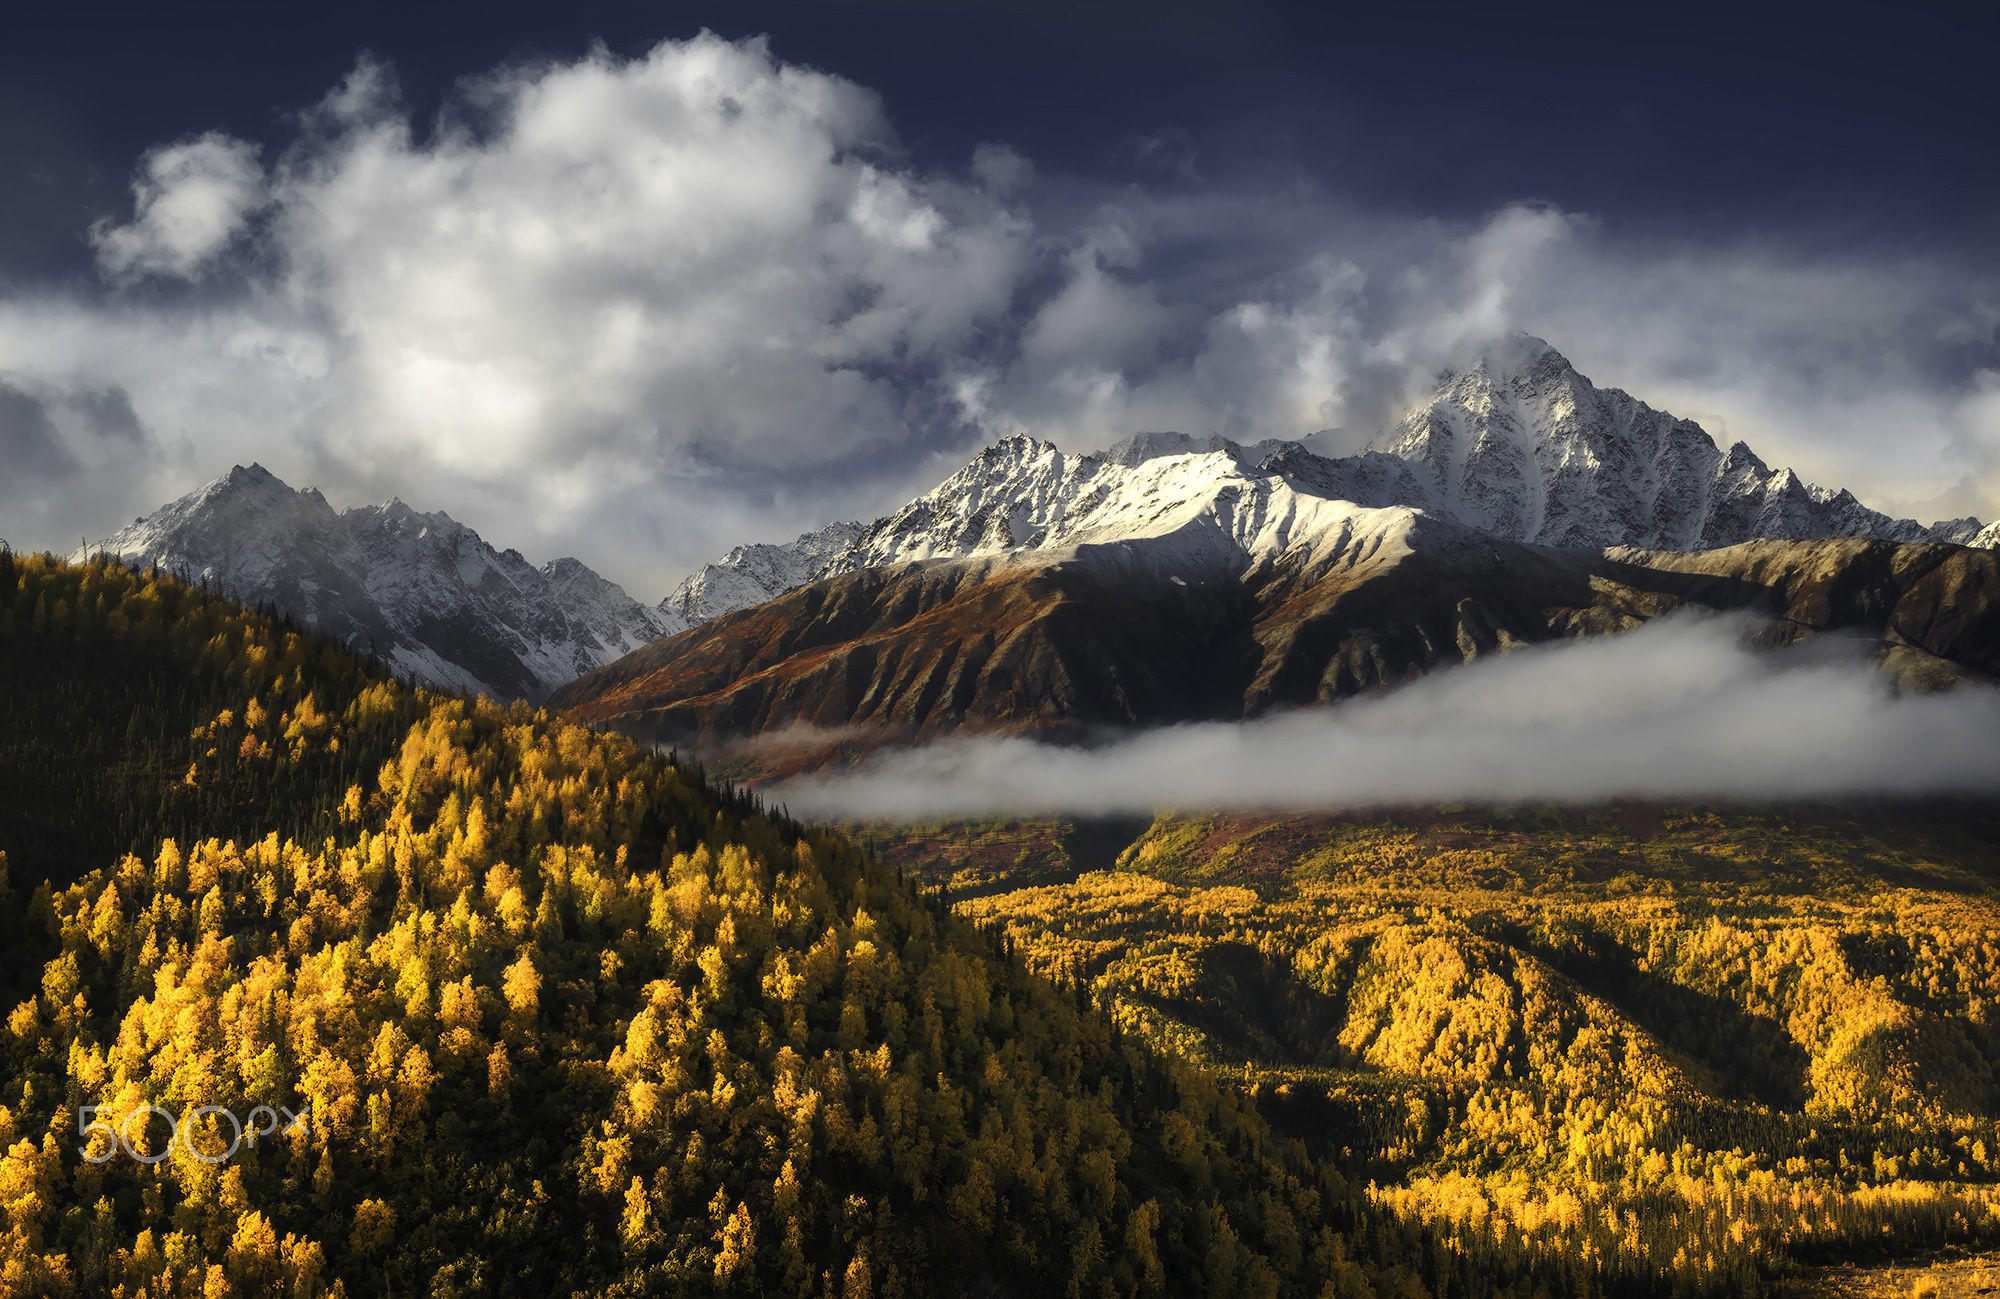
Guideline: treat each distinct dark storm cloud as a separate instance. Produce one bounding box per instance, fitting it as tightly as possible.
[0,377,158,549]
[0,383,78,481]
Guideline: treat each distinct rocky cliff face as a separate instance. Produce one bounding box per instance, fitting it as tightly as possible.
[1934,517,2000,548]
[84,466,674,700]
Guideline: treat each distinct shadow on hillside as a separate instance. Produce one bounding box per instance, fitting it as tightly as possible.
[1059,815,1153,875]
[1503,921,1814,1109]
[1136,940,1356,1069]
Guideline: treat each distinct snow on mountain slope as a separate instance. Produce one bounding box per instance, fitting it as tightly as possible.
[659,337,1990,628]
[643,434,1476,635]
[1372,335,1940,550]
[840,436,1466,584]
[543,555,680,659]
[1936,517,2000,549]
[658,520,864,628]
[82,466,674,700]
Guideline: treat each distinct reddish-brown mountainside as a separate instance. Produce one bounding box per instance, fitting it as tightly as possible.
[548,533,2000,768]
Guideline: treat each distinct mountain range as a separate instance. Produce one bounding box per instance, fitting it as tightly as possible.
[656,337,1997,630]
[85,337,2000,707]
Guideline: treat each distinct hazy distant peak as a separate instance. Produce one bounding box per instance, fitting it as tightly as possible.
[1103,431,1254,467]
[83,471,674,700]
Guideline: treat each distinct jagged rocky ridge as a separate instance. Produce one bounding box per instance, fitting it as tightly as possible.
[659,337,1999,626]
[81,465,674,700]
[656,520,865,634]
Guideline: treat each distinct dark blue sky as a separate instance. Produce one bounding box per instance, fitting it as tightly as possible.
[5,0,1994,287]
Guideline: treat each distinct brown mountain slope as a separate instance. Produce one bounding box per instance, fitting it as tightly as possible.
[548,536,2000,756]
[1244,534,2000,708]
[550,555,1255,745]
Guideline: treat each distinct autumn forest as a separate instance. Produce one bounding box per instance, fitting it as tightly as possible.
[3,552,1999,1297]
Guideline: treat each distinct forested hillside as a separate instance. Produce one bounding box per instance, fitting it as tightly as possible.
[0,553,1531,1298]
[0,558,415,891]
[864,809,2000,1296]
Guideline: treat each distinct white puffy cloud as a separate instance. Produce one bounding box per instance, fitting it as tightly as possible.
[0,374,154,552]
[1019,251,1174,376]
[254,41,1028,484]
[7,35,1032,592]
[1376,203,1587,365]
[91,132,265,281]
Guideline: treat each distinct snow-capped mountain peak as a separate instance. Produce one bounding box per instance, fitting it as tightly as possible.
[658,517,868,628]
[651,434,1462,629]
[83,468,673,700]
[1370,337,1937,550]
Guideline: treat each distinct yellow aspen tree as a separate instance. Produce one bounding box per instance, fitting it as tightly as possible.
[620,1176,653,1253]
[714,1201,756,1285]
[535,890,564,945]
[350,1200,395,1259]
[487,1043,512,1098]
[503,953,541,1023]
[497,886,532,940]
[842,1245,873,1299]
